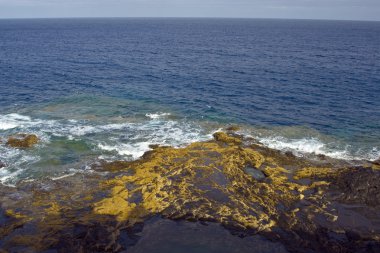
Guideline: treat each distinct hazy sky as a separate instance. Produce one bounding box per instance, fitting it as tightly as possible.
[0,0,379,21]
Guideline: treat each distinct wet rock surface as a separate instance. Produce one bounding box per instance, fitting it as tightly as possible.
[6,134,39,148]
[244,165,266,181]
[0,132,379,253]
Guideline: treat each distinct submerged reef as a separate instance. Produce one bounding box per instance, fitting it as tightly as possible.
[0,131,380,252]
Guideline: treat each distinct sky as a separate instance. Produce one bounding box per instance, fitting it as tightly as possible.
[0,0,379,21]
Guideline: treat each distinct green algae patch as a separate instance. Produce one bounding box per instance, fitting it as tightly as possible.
[6,134,38,148]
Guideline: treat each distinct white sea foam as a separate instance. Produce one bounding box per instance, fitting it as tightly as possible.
[98,142,151,159]
[50,168,82,181]
[0,167,23,186]
[256,135,379,161]
[51,173,77,181]
[0,113,57,143]
[0,113,32,130]
[50,122,134,137]
[365,147,380,161]
[97,120,213,160]
[0,122,19,130]
[145,112,171,120]
[67,125,98,136]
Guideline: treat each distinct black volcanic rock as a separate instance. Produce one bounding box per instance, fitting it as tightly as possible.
[336,167,380,207]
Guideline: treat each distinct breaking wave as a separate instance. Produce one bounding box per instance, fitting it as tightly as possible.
[256,136,380,161]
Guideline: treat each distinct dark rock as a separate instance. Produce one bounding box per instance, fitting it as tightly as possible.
[92,160,131,172]
[52,221,127,252]
[317,154,327,160]
[148,144,160,149]
[285,151,295,158]
[336,167,380,207]
[0,160,5,169]
[244,166,266,181]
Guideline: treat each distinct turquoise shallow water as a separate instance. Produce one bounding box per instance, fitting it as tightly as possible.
[0,18,380,184]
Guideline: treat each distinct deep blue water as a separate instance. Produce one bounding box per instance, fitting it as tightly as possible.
[0,18,380,184]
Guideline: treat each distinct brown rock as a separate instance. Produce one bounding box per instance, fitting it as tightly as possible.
[6,134,39,148]
[148,144,161,149]
[102,160,130,172]
[213,131,242,145]
[226,125,240,132]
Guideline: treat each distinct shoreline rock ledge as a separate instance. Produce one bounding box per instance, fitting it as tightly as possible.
[0,132,379,253]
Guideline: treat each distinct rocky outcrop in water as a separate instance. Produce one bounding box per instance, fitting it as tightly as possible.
[0,132,379,252]
[6,134,38,148]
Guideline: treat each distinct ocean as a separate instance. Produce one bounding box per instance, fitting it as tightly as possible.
[0,18,380,185]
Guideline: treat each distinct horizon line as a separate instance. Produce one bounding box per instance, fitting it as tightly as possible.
[0,16,379,22]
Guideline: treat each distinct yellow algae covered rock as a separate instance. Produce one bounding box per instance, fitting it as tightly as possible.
[1,132,380,253]
[93,185,137,221]
[94,195,136,221]
[91,132,307,232]
[294,166,337,180]
[6,133,38,148]
[213,131,242,145]
[372,159,380,170]
[45,202,63,215]
[4,209,28,220]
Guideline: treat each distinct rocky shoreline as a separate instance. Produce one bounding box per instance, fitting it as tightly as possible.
[0,131,379,253]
